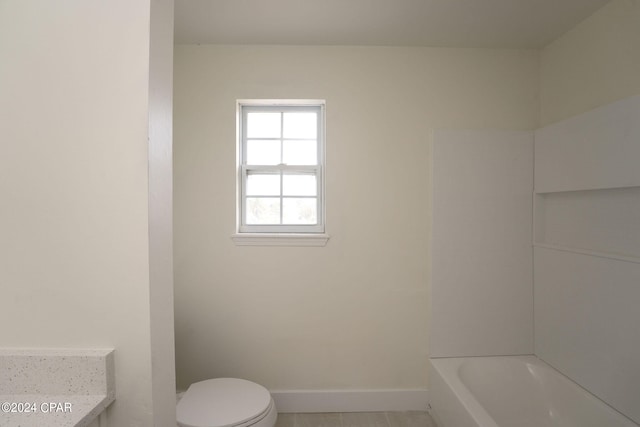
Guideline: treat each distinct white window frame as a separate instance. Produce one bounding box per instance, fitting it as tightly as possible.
[233,100,329,246]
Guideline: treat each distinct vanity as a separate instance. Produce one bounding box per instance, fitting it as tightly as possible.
[0,349,115,427]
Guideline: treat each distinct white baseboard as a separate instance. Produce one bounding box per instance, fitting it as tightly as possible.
[270,389,429,413]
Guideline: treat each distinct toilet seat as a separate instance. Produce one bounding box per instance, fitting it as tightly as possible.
[177,378,277,427]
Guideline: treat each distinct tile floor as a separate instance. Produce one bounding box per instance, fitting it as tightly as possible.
[275,412,437,427]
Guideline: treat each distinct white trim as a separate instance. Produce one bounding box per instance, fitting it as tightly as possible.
[270,389,429,413]
[237,100,326,234]
[231,233,330,247]
[238,99,326,107]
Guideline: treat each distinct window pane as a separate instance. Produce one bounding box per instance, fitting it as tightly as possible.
[283,140,317,165]
[246,198,280,224]
[247,174,280,196]
[283,112,317,139]
[246,139,281,165]
[283,174,317,196]
[283,198,317,224]
[247,112,281,138]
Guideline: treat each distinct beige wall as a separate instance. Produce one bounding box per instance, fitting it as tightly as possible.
[540,0,640,126]
[173,45,538,391]
[0,1,175,426]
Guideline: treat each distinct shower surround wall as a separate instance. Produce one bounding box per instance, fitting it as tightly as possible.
[430,130,534,358]
[533,96,640,423]
[430,2,640,422]
[536,2,640,422]
[430,96,640,424]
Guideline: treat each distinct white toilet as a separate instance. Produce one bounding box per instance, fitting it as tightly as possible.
[176,378,277,427]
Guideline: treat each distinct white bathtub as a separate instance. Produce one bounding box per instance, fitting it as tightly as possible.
[429,356,638,427]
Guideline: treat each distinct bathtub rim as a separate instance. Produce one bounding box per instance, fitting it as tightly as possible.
[429,354,640,427]
[430,356,506,427]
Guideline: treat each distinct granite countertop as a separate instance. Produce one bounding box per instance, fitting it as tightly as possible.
[0,349,115,427]
[0,394,111,427]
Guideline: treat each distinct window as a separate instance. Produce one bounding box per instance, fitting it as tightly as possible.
[235,100,327,245]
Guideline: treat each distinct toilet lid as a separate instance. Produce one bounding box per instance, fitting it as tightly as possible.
[177,378,272,427]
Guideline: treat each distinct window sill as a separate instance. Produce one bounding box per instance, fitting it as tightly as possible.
[231,233,330,247]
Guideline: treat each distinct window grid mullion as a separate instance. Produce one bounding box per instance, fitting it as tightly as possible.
[279,170,284,225]
[245,165,318,173]
[244,137,316,142]
[280,112,284,225]
[280,112,285,164]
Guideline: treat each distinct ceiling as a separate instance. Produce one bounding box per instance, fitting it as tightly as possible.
[174,0,610,48]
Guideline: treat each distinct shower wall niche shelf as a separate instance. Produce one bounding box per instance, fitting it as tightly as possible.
[533,186,640,262]
[533,95,640,262]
